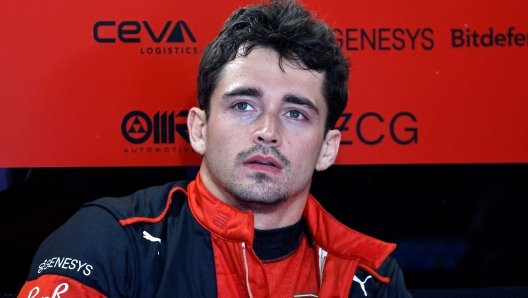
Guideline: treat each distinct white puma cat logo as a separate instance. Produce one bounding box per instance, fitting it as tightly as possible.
[142,231,161,243]
[354,275,372,296]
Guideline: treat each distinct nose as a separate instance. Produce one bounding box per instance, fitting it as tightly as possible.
[253,111,282,146]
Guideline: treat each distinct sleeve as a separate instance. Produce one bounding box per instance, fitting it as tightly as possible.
[350,256,413,298]
[17,205,135,298]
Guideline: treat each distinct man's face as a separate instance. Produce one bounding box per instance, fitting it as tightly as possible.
[190,47,340,212]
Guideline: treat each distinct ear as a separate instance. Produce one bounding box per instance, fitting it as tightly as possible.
[187,107,207,155]
[315,129,341,171]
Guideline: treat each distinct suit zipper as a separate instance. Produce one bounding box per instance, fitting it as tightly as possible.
[318,247,328,287]
[241,242,254,298]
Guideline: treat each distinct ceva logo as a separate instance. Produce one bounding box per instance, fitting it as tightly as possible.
[93,20,196,43]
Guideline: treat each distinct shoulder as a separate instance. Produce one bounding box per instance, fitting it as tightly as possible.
[24,200,133,297]
[22,180,190,297]
[86,180,190,222]
[350,256,413,298]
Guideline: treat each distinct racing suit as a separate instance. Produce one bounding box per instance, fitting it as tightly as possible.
[18,173,412,297]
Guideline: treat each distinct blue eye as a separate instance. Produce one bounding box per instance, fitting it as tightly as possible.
[235,102,249,110]
[290,110,300,118]
[288,110,305,119]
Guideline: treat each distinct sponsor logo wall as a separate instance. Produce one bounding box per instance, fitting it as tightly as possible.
[1,0,527,166]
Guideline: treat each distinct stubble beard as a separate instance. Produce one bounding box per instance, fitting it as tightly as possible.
[224,145,292,214]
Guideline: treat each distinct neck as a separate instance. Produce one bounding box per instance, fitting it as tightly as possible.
[252,193,306,229]
[253,218,305,261]
[198,170,309,230]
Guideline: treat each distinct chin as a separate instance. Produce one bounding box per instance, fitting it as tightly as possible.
[233,195,288,214]
[227,180,289,206]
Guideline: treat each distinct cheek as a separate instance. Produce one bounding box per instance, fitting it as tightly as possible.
[286,129,324,152]
[285,137,323,168]
[206,121,245,157]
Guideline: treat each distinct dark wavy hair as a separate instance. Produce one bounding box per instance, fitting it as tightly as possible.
[197,0,349,132]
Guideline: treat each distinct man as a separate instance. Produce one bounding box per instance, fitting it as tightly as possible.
[18,0,412,297]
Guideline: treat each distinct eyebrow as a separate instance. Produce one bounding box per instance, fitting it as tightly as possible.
[223,87,263,98]
[284,94,319,115]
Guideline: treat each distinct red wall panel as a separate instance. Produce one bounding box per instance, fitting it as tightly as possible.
[1,0,527,166]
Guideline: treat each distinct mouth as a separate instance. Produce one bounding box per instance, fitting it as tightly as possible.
[243,155,283,170]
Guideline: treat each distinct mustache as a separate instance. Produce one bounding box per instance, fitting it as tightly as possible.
[235,145,291,167]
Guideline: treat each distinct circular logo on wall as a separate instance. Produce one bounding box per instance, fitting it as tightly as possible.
[121,111,152,144]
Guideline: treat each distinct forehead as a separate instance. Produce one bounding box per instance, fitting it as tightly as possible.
[214,47,326,109]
